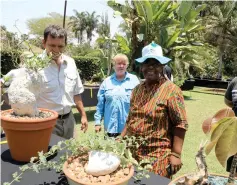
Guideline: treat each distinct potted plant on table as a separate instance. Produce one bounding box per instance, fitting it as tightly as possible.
[169,108,237,185]
[3,133,152,185]
[0,52,58,162]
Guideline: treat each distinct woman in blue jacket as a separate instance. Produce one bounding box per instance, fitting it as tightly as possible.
[94,54,140,137]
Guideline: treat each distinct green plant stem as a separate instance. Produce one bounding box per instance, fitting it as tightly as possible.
[6,172,23,185]
[5,144,69,185]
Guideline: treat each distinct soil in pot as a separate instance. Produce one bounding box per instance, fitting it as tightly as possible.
[1,108,58,162]
[63,155,134,185]
[169,174,237,185]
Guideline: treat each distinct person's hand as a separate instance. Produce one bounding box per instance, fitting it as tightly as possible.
[81,115,88,133]
[169,155,183,175]
[95,125,101,133]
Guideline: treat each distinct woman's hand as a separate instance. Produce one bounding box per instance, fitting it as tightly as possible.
[95,125,101,133]
[169,155,183,175]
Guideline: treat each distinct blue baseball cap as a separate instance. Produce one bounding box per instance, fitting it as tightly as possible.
[135,42,171,64]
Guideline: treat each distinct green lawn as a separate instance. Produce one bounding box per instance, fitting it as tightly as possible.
[73,87,228,177]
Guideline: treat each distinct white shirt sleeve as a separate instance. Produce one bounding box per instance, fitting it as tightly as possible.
[74,70,84,95]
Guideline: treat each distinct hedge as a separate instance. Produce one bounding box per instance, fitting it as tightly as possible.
[1,52,102,83]
[73,56,101,82]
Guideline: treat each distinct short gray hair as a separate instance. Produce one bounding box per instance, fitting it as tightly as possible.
[112,54,129,65]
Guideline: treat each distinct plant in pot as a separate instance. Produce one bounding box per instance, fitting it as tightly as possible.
[0,52,58,162]
[3,133,152,185]
[169,108,237,185]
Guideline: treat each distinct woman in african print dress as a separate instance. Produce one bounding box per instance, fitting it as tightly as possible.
[121,42,188,178]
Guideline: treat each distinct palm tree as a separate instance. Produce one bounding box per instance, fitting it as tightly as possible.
[85,11,100,43]
[108,0,206,83]
[205,1,237,79]
[69,10,86,44]
[97,12,110,38]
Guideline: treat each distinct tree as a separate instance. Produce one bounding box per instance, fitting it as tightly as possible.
[27,12,71,36]
[204,1,237,79]
[107,0,206,85]
[69,10,87,44]
[97,12,110,38]
[0,25,20,50]
[85,11,100,43]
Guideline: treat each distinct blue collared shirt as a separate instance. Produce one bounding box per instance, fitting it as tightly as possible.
[94,72,140,133]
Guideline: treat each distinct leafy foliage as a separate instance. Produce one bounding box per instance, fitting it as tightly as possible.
[202,1,237,78]
[3,133,152,185]
[69,10,100,44]
[205,117,237,168]
[20,52,51,72]
[74,56,102,82]
[204,109,237,184]
[0,26,23,75]
[1,49,22,75]
[108,0,207,85]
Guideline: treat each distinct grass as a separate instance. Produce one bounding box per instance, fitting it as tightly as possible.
[73,87,229,178]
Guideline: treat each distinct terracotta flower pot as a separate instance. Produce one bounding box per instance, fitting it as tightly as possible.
[63,161,134,185]
[1,108,58,162]
[168,173,237,185]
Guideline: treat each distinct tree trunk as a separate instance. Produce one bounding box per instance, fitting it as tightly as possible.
[130,1,141,74]
[227,153,237,185]
[217,47,223,79]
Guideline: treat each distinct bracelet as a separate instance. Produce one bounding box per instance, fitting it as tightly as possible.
[171,152,181,159]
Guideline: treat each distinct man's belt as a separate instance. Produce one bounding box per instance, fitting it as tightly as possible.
[58,111,71,119]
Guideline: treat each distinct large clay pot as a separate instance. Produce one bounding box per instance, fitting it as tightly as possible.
[168,173,237,185]
[1,108,58,162]
[63,161,134,185]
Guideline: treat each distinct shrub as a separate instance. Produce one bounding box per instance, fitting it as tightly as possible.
[73,56,102,82]
[1,49,22,75]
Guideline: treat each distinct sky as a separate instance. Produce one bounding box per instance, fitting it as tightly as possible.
[0,0,124,37]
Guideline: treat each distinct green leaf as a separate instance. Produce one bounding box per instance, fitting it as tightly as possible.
[214,118,237,167]
[187,24,205,33]
[152,1,171,21]
[140,0,153,22]
[12,172,18,178]
[159,28,169,46]
[195,4,207,14]
[32,164,40,173]
[166,30,180,47]
[145,174,150,178]
[19,165,30,172]
[205,117,236,155]
[178,1,193,18]
[3,183,11,185]
[38,151,47,164]
[125,149,138,165]
[133,1,146,18]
